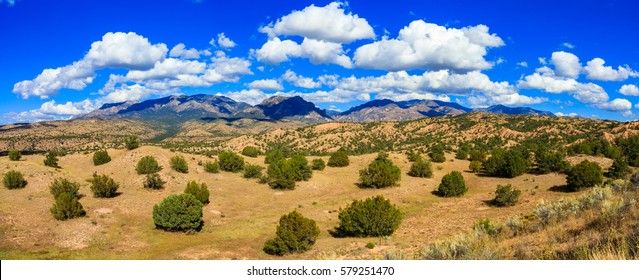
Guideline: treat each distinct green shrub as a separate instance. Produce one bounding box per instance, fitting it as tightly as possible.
[263,210,320,256]
[218,151,244,172]
[8,149,21,161]
[617,135,639,167]
[289,154,312,181]
[311,158,325,170]
[49,178,80,199]
[264,149,285,164]
[484,149,528,178]
[3,170,27,189]
[88,173,119,198]
[567,160,603,191]
[153,194,203,232]
[408,157,433,178]
[469,160,482,173]
[359,152,401,188]
[243,164,264,179]
[92,149,111,166]
[136,155,162,174]
[50,192,85,220]
[267,159,296,190]
[474,218,499,236]
[170,155,189,173]
[607,157,630,179]
[535,150,569,174]
[204,160,219,173]
[429,145,446,163]
[437,171,466,197]
[327,150,349,167]
[43,151,59,168]
[184,181,209,204]
[241,146,260,157]
[455,146,469,160]
[469,150,487,162]
[124,135,140,150]
[492,184,521,207]
[334,195,403,237]
[407,151,421,162]
[144,173,165,190]
[366,242,376,249]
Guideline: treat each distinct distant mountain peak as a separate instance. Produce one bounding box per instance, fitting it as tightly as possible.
[478,105,554,117]
[335,99,471,122]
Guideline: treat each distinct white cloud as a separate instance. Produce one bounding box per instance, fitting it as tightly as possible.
[254,37,352,67]
[517,61,528,68]
[584,58,638,81]
[259,2,375,44]
[84,32,168,70]
[467,93,547,107]
[247,79,283,91]
[550,51,581,78]
[169,43,207,59]
[125,58,206,81]
[12,61,95,99]
[620,84,639,96]
[555,112,579,117]
[209,55,253,80]
[39,99,96,115]
[300,89,372,103]
[254,38,302,64]
[561,42,575,49]
[217,33,237,49]
[375,91,450,103]
[282,70,321,88]
[216,89,268,105]
[595,98,632,112]
[100,84,155,103]
[538,57,547,65]
[518,70,609,104]
[353,20,504,72]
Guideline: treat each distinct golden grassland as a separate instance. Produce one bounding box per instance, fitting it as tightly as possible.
[0,146,611,260]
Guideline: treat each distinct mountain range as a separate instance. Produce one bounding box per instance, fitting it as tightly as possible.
[74,94,555,123]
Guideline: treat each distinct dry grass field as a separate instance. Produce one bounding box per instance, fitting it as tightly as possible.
[0,146,594,260]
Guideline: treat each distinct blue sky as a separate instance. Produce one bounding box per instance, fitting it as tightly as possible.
[1,0,638,124]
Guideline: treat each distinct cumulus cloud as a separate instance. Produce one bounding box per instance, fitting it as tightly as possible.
[3,99,96,123]
[555,112,579,117]
[216,33,237,49]
[561,42,575,49]
[125,58,206,81]
[169,43,208,59]
[216,89,269,105]
[259,2,375,44]
[353,20,504,72]
[254,37,352,67]
[467,93,547,107]
[518,69,609,104]
[550,51,581,78]
[595,98,633,112]
[517,61,528,68]
[299,89,372,103]
[282,70,321,88]
[247,79,283,91]
[619,84,639,96]
[584,58,638,81]
[12,61,95,99]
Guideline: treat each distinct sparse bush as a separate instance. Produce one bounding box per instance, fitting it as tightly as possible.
[184,181,209,204]
[408,157,433,178]
[311,158,325,171]
[3,170,27,189]
[437,171,467,197]
[289,154,312,181]
[92,149,111,166]
[267,159,295,190]
[263,210,320,256]
[218,151,244,172]
[473,218,499,236]
[455,146,469,160]
[49,178,80,199]
[170,155,189,173]
[334,195,402,237]
[153,194,203,232]
[366,242,376,249]
[144,173,165,190]
[241,146,260,158]
[50,192,85,220]
[407,151,421,162]
[44,151,59,168]
[469,160,482,173]
[88,173,119,198]
[429,145,446,163]
[492,184,521,207]
[359,152,401,188]
[607,157,630,179]
[327,150,349,167]
[567,160,603,191]
[243,164,264,179]
[124,135,140,150]
[264,149,285,164]
[8,149,21,161]
[204,160,219,173]
[136,155,162,175]
[535,151,569,174]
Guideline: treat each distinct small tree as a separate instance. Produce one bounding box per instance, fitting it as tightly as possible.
[408,157,433,178]
[153,194,203,232]
[44,151,59,168]
[288,154,312,181]
[311,158,325,171]
[267,159,296,190]
[469,160,483,173]
[218,151,244,172]
[607,157,630,179]
[437,171,466,197]
[89,173,119,198]
[333,195,403,237]
[492,184,521,207]
[263,210,320,256]
[406,151,421,162]
[170,155,189,173]
[265,149,286,164]
[124,135,140,150]
[327,150,349,167]
[429,145,446,163]
[3,170,27,189]
[184,181,209,204]
[204,160,219,173]
[144,173,165,190]
[359,152,401,188]
[243,164,264,179]
[49,178,80,199]
[241,146,260,158]
[92,149,111,166]
[567,160,603,191]
[535,151,569,174]
[136,155,162,174]
[455,145,470,160]
[8,149,21,161]
[501,150,528,178]
[469,150,487,162]
[50,192,86,220]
